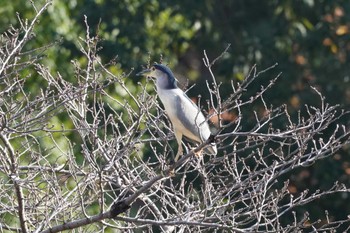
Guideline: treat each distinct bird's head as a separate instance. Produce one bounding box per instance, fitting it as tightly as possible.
[137,64,177,89]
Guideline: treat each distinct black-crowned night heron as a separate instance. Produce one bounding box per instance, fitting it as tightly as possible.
[137,64,217,161]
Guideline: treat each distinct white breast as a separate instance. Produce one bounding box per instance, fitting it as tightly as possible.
[157,88,183,123]
[157,87,209,142]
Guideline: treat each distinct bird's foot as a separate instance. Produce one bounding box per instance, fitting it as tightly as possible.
[194,149,203,158]
[161,166,175,177]
[168,169,175,177]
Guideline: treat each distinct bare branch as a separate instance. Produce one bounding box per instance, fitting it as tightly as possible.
[0,6,349,233]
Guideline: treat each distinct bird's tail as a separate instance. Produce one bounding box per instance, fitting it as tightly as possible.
[204,143,217,155]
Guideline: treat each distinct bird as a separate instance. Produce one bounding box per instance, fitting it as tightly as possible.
[137,64,217,161]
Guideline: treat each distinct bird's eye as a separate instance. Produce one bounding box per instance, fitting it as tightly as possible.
[151,66,155,71]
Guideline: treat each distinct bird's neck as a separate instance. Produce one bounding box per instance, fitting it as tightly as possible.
[156,74,177,90]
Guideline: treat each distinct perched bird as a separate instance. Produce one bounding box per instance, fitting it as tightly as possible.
[137,64,217,161]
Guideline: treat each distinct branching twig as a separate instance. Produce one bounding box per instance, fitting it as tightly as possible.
[0,5,349,233]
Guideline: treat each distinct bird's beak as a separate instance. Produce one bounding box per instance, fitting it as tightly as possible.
[136,68,152,77]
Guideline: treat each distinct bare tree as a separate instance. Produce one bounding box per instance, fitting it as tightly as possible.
[1,2,349,233]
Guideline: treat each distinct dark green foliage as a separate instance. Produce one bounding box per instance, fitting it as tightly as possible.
[1,0,349,231]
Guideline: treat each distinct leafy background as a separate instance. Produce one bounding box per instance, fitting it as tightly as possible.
[1,0,349,226]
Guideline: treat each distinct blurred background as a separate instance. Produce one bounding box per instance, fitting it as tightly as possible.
[1,0,349,226]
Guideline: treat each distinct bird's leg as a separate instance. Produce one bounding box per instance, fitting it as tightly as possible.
[174,131,183,162]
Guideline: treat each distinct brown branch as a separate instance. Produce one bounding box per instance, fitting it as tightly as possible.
[0,134,28,233]
[39,138,216,233]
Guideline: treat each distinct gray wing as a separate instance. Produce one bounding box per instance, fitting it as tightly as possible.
[175,92,211,143]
